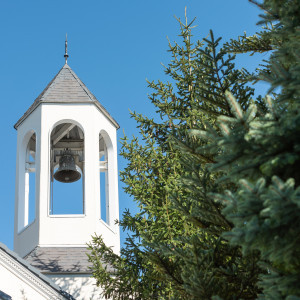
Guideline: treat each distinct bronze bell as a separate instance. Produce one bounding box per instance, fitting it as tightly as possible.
[54,150,81,183]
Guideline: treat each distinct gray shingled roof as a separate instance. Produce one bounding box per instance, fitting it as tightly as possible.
[0,242,74,299]
[24,247,92,273]
[24,246,114,274]
[14,63,119,129]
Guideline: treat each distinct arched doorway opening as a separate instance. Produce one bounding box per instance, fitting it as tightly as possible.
[50,122,84,215]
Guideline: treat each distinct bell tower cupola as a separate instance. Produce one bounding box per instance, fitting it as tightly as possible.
[13,43,120,260]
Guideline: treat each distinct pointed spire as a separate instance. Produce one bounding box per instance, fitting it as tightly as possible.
[64,33,69,64]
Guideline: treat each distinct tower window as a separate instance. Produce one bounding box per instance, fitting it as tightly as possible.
[50,123,84,215]
[27,141,36,225]
[99,133,109,224]
[18,132,36,232]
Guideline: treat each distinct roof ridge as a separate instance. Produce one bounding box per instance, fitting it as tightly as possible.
[66,67,94,102]
[37,65,66,102]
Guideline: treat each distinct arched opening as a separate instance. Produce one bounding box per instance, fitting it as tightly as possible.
[18,131,36,232]
[25,132,36,226]
[50,122,84,215]
[99,132,109,224]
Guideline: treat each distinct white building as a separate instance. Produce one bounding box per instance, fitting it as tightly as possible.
[0,242,72,299]
[1,44,120,299]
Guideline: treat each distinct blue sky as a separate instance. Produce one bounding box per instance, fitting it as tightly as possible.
[0,1,267,250]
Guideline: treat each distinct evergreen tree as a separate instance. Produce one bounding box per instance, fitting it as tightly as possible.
[178,0,300,298]
[88,11,262,299]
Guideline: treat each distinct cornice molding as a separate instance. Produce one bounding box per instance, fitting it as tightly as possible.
[0,250,63,299]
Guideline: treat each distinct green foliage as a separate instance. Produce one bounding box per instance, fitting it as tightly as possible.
[88,11,263,299]
[223,27,274,55]
[89,0,300,298]
[205,92,300,298]
[183,0,300,298]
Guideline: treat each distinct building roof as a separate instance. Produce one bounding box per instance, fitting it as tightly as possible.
[24,246,114,274]
[0,290,12,300]
[14,63,119,129]
[0,242,74,300]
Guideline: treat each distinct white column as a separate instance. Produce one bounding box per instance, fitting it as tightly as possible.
[24,171,29,227]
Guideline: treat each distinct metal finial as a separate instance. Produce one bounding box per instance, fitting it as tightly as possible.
[64,33,69,64]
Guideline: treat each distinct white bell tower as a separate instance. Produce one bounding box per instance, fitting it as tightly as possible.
[13,39,120,275]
